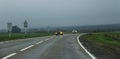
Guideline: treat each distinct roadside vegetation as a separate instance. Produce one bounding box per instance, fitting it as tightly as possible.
[80,32,120,59]
[83,32,120,47]
[0,33,52,42]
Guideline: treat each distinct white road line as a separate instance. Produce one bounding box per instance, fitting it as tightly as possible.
[5,41,9,43]
[44,38,49,41]
[20,45,34,51]
[46,38,50,40]
[0,41,9,44]
[0,42,4,44]
[49,36,54,39]
[36,38,50,45]
[2,53,16,59]
[35,41,44,45]
[77,35,97,59]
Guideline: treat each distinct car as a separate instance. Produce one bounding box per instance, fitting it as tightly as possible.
[72,30,78,34]
[55,31,63,35]
[60,31,63,35]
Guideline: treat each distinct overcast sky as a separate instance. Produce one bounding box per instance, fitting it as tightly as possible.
[0,0,120,29]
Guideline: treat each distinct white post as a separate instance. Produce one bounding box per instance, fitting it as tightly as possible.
[9,31,11,38]
[48,26,50,35]
[24,20,28,37]
[25,28,27,35]
[7,22,12,38]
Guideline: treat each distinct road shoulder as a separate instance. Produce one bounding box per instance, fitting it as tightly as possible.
[79,34,120,59]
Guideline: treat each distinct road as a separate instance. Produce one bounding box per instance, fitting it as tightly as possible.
[0,34,92,59]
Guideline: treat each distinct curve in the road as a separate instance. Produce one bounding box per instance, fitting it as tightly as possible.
[77,34,97,59]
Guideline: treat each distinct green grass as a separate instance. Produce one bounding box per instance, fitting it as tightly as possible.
[0,33,52,42]
[83,32,120,47]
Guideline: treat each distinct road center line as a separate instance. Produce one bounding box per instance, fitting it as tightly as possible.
[20,45,34,51]
[1,38,52,59]
[35,41,44,44]
[0,42,4,44]
[2,53,16,59]
[43,38,49,41]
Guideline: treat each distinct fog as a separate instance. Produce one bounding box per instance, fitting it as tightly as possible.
[0,0,120,29]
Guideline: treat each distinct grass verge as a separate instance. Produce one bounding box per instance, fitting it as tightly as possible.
[82,32,120,47]
[0,33,52,42]
[80,32,120,59]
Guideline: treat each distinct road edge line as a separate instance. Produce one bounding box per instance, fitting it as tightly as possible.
[77,34,97,59]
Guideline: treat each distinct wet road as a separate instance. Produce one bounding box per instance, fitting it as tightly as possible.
[0,34,92,59]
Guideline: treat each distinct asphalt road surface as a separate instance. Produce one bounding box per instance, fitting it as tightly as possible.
[0,34,92,59]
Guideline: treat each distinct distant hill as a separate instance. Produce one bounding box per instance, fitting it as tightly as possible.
[77,24,120,32]
[1,24,120,33]
[53,24,120,33]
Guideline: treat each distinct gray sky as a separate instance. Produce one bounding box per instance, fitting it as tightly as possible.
[0,0,120,29]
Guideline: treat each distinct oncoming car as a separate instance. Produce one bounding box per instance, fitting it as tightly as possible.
[55,31,63,35]
[72,30,78,34]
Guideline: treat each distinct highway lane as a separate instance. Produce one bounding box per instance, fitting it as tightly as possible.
[0,36,53,58]
[0,34,92,59]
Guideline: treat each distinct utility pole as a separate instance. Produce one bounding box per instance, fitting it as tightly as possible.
[24,20,28,37]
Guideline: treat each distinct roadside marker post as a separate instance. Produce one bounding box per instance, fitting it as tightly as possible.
[47,26,50,35]
[24,20,28,38]
[7,22,12,39]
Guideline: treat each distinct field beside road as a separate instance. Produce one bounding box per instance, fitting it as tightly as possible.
[80,32,120,59]
[0,33,51,42]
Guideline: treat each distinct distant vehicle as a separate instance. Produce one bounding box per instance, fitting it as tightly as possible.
[55,31,63,35]
[72,30,78,34]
